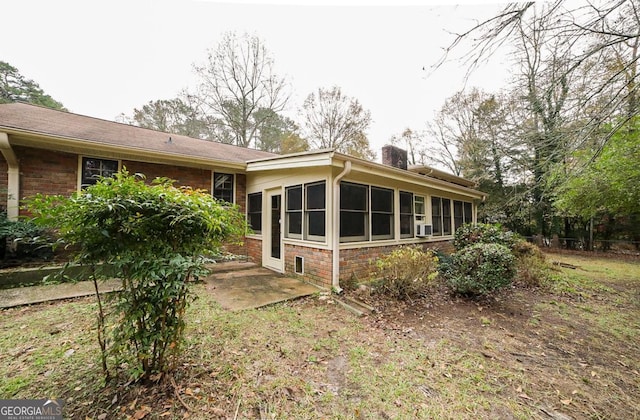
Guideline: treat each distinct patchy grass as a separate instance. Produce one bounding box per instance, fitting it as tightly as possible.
[0,252,639,419]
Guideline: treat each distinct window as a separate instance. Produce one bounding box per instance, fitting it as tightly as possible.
[340,182,396,242]
[213,173,234,203]
[399,191,414,238]
[340,182,368,242]
[454,200,464,231]
[247,193,262,234]
[431,197,442,236]
[414,196,426,223]
[371,187,394,240]
[432,196,453,236]
[285,182,326,242]
[285,185,303,239]
[464,202,473,225]
[442,198,452,235]
[81,157,118,188]
[453,200,474,231]
[305,182,326,241]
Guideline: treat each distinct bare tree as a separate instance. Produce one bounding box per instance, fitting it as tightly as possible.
[389,128,426,166]
[436,0,640,152]
[194,32,290,148]
[301,86,376,160]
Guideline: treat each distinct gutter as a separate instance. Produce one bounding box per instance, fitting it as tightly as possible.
[0,133,19,220]
[332,160,352,293]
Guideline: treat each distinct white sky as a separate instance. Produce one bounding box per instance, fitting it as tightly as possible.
[2,0,512,161]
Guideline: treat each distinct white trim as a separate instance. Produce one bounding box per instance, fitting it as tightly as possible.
[0,133,19,221]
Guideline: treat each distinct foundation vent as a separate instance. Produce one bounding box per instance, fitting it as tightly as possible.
[295,256,304,274]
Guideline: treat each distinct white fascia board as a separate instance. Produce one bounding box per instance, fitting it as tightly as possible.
[344,158,485,200]
[246,151,334,171]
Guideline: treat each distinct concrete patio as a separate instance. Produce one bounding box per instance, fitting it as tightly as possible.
[0,261,321,310]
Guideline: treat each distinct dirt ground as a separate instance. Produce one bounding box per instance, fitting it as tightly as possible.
[1,250,638,419]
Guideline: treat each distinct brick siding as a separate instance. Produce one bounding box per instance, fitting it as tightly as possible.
[339,240,454,283]
[284,243,332,288]
[123,160,212,191]
[17,147,77,205]
[245,237,262,265]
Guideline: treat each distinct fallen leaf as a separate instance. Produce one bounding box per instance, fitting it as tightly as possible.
[97,414,108,420]
[591,371,597,377]
[184,388,194,396]
[133,408,150,419]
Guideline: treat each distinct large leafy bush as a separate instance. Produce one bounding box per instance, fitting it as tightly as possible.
[28,171,246,381]
[374,246,439,300]
[447,242,516,296]
[453,223,520,251]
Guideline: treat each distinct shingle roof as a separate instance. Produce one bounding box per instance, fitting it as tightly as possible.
[0,102,277,164]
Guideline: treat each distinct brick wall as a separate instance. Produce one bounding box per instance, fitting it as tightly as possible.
[235,173,247,214]
[284,243,332,288]
[245,237,262,265]
[339,240,454,283]
[123,160,212,191]
[17,147,77,204]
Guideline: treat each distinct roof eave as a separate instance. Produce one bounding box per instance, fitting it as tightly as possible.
[1,126,247,171]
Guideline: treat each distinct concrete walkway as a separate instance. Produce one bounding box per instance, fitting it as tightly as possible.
[0,261,321,310]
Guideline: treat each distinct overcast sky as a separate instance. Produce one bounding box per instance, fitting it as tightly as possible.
[3,0,512,161]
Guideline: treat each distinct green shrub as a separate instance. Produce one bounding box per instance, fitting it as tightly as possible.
[447,243,516,296]
[0,212,55,263]
[374,246,439,300]
[453,223,520,251]
[27,170,247,381]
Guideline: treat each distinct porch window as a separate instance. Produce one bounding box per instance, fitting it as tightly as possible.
[464,202,473,225]
[431,197,442,236]
[442,198,452,235]
[285,185,303,239]
[305,182,326,241]
[213,173,234,203]
[81,157,118,188]
[285,181,326,242]
[371,187,394,240]
[340,182,368,242]
[432,196,453,236]
[247,193,262,234]
[453,200,474,231]
[414,195,426,224]
[400,191,413,238]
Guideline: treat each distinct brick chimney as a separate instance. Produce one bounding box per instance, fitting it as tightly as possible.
[381,145,408,170]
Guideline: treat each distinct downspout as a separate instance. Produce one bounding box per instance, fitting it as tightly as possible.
[0,133,19,221]
[332,160,351,293]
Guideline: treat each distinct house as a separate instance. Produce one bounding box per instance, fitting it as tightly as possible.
[0,102,486,290]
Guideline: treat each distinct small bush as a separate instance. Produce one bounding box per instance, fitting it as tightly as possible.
[453,223,520,251]
[0,213,55,263]
[447,243,516,296]
[512,240,553,287]
[374,246,439,300]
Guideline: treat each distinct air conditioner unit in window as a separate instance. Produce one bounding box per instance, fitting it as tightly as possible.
[416,224,433,237]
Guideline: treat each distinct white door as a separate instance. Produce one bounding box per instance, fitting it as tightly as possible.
[263,189,283,272]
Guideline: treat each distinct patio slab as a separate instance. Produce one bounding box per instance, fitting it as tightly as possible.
[0,261,321,310]
[204,262,322,311]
